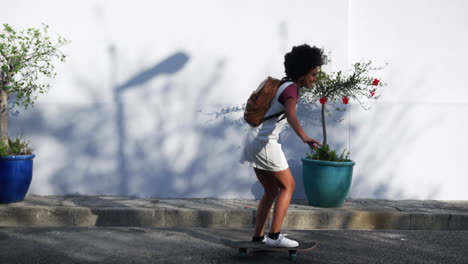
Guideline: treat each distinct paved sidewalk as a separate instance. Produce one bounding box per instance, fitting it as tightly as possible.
[1,195,468,230]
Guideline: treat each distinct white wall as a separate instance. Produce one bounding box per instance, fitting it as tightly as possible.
[1,0,349,198]
[348,0,468,199]
[2,0,466,199]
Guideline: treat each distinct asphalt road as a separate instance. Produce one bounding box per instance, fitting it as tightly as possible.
[0,227,467,264]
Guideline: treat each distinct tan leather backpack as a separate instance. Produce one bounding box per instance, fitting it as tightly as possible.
[243,76,287,127]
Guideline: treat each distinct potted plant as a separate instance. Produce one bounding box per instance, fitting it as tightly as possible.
[300,61,386,207]
[0,24,67,203]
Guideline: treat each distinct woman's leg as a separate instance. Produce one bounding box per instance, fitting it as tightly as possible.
[269,168,295,233]
[253,168,279,237]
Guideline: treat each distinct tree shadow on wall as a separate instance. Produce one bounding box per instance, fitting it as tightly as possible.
[344,70,443,199]
[126,58,245,197]
[10,50,258,198]
[112,51,190,195]
[10,50,190,196]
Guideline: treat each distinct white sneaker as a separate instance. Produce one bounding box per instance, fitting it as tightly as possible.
[265,234,299,248]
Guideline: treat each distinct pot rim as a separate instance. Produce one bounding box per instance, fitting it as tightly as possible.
[0,154,36,160]
[301,157,355,167]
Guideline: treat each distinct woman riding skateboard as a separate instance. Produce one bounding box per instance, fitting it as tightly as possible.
[241,44,325,247]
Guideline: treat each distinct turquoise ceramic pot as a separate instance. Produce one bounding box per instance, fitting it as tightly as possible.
[301,158,355,208]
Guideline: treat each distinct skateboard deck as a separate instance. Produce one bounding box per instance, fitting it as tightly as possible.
[220,239,317,261]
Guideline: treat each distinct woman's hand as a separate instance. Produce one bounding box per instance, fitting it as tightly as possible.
[303,138,321,149]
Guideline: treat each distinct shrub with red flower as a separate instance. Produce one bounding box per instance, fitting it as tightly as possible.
[301,60,387,148]
[342,96,349,104]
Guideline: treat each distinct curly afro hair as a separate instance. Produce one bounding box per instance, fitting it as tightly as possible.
[284,44,326,81]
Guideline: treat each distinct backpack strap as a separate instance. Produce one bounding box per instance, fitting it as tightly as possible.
[262,80,294,123]
[263,111,285,122]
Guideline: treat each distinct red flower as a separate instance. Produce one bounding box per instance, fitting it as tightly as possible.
[342,96,349,104]
[319,97,327,104]
[370,91,376,97]
[372,79,380,86]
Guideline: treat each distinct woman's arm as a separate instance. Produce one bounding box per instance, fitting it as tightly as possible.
[284,98,321,148]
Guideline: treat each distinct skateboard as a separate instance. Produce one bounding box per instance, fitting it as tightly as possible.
[220,239,317,261]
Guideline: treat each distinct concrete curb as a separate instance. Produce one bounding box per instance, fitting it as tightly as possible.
[1,196,468,230]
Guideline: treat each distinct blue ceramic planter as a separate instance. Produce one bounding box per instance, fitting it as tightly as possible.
[0,154,35,204]
[301,158,355,208]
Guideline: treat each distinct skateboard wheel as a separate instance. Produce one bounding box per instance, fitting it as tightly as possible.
[239,248,247,258]
[289,253,297,261]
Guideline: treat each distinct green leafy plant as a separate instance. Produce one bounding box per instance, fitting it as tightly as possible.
[0,23,67,155]
[302,60,387,161]
[306,144,350,162]
[0,137,33,156]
